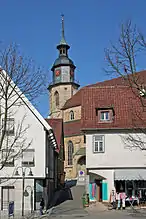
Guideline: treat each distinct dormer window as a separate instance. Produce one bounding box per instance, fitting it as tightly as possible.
[100,111,109,121]
[96,107,114,123]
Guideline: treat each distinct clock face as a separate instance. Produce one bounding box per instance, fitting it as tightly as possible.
[55,69,60,77]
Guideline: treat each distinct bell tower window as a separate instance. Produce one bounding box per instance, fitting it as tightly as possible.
[54,91,59,107]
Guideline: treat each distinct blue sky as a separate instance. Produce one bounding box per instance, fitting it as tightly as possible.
[1,0,146,117]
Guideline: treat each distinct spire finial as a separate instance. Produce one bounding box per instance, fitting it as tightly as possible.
[61,14,65,40]
[60,14,67,45]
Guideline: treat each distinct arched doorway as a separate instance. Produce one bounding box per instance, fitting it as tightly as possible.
[77,156,86,179]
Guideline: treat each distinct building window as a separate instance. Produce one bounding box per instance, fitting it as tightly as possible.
[93,135,104,153]
[100,111,109,121]
[68,141,74,165]
[2,118,15,135]
[22,149,35,167]
[54,91,59,107]
[63,49,66,54]
[2,149,14,167]
[84,135,86,144]
[70,110,74,120]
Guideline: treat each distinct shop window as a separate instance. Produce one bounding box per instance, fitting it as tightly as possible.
[93,135,104,153]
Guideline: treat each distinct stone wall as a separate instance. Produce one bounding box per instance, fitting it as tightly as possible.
[49,84,78,118]
[64,135,85,179]
[63,106,81,122]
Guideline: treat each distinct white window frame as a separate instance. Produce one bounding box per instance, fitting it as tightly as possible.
[2,118,15,135]
[100,111,109,121]
[1,149,14,166]
[22,149,35,167]
[93,135,105,153]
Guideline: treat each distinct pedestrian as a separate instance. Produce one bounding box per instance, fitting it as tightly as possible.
[111,190,116,209]
[121,192,126,209]
[116,192,121,210]
[40,197,45,215]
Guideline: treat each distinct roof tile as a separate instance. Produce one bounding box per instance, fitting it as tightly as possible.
[46,118,64,153]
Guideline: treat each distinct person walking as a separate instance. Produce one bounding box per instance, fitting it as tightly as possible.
[40,198,45,215]
[111,190,116,209]
[116,192,121,210]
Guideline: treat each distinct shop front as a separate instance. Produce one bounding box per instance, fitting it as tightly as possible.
[114,169,146,204]
[88,172,108,203]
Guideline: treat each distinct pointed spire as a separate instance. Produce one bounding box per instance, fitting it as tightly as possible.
[57,14,70,50]
[60,14,67,45]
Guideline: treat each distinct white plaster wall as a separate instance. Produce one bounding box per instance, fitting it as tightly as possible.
[89,169,114,201]
[0,178,34,211]
[0,101,46,178]
[86,133,146,168]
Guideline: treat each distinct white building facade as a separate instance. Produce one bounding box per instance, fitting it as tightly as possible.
[0,70,57,214]
[81,85,146,204]
[86,130,146,202]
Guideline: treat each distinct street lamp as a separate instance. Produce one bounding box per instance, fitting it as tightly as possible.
[24,185,33,213]
[15,167,33,216]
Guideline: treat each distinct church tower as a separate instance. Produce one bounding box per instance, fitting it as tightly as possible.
[48,15,80,118]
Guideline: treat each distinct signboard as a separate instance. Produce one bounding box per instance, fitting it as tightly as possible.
[8,201,14,217]
[78,170,85,177]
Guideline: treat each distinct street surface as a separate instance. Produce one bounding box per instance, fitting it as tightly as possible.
[1,185,146,218]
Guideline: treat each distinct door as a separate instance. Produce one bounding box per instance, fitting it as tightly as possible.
[1,186,14,210]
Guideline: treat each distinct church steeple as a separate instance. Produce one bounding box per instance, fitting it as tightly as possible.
[50,15,79,84]
[57,15,70,57]
[48,15,80,118]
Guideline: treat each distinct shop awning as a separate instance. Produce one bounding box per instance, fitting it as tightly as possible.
[114,169,146,181]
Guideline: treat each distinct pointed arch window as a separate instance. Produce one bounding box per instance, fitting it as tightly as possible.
[70,110,74,120]
[54,91,59,107]
[68,140,74,165]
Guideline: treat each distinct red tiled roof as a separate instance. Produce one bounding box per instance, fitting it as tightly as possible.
[81,86,146,130]
[87,70,146,87]
[62,89,83,110]
[46,118,64,153]
[64,120,82,136]
[62,70,146,110]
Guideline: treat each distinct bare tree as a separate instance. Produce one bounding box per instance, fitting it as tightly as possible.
[0,43,46,170]
[105,20,146,150]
